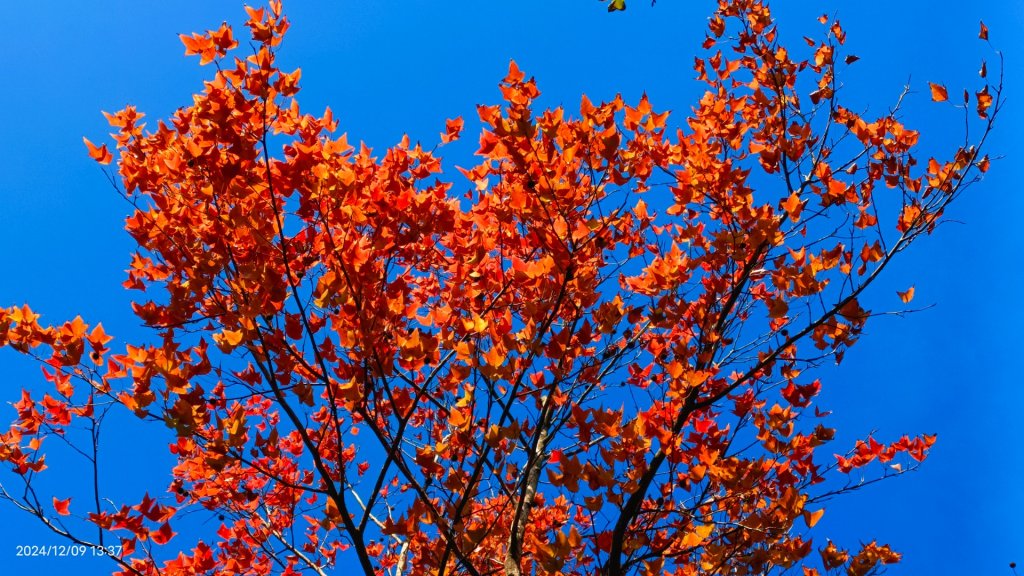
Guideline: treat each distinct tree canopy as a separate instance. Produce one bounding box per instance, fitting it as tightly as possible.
[0,1,1001,575]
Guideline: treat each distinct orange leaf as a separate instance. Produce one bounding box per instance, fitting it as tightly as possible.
[448,407,469,429]
[53,496,71,516]
[666,361,684,380]
[838,298,868,322]
[213,329,244,351]
[897,204,921,233]
[976,87,993,118]
[680,523,714,548]
[179,33,207,56]
[83,137,112,165]
[979,20,988,41]
[441,117,464,144]
[897,286,915,304]
[482,346,504,369]
[87,323,114,348]
[928,83,948,102]
[781,192,804,223]
[803,508,825,528]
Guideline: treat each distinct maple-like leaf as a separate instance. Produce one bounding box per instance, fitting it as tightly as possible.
[53,496,71,516]
[440,117,463,143]
[82,137,112,164]
[149,522,175,545]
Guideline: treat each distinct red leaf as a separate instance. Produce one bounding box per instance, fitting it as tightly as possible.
[150,522,175,545]
[53,496,71,516]
[441,117,464,144]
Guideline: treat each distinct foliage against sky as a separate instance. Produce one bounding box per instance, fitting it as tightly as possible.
[0,1,1020,575]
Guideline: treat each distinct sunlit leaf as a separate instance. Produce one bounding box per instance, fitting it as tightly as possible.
[803,508,825,528]
[82,137,112,164]
[53,497,71,516]
[897,286,915,303]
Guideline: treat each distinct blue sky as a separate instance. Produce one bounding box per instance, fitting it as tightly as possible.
[1,1,1021,574]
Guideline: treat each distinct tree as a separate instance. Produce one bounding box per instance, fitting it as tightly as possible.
[0,1,1001,575]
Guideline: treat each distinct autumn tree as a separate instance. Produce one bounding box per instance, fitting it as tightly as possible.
[0,1,1001,575]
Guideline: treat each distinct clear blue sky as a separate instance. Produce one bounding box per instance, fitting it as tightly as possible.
[1,1,1021,574]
